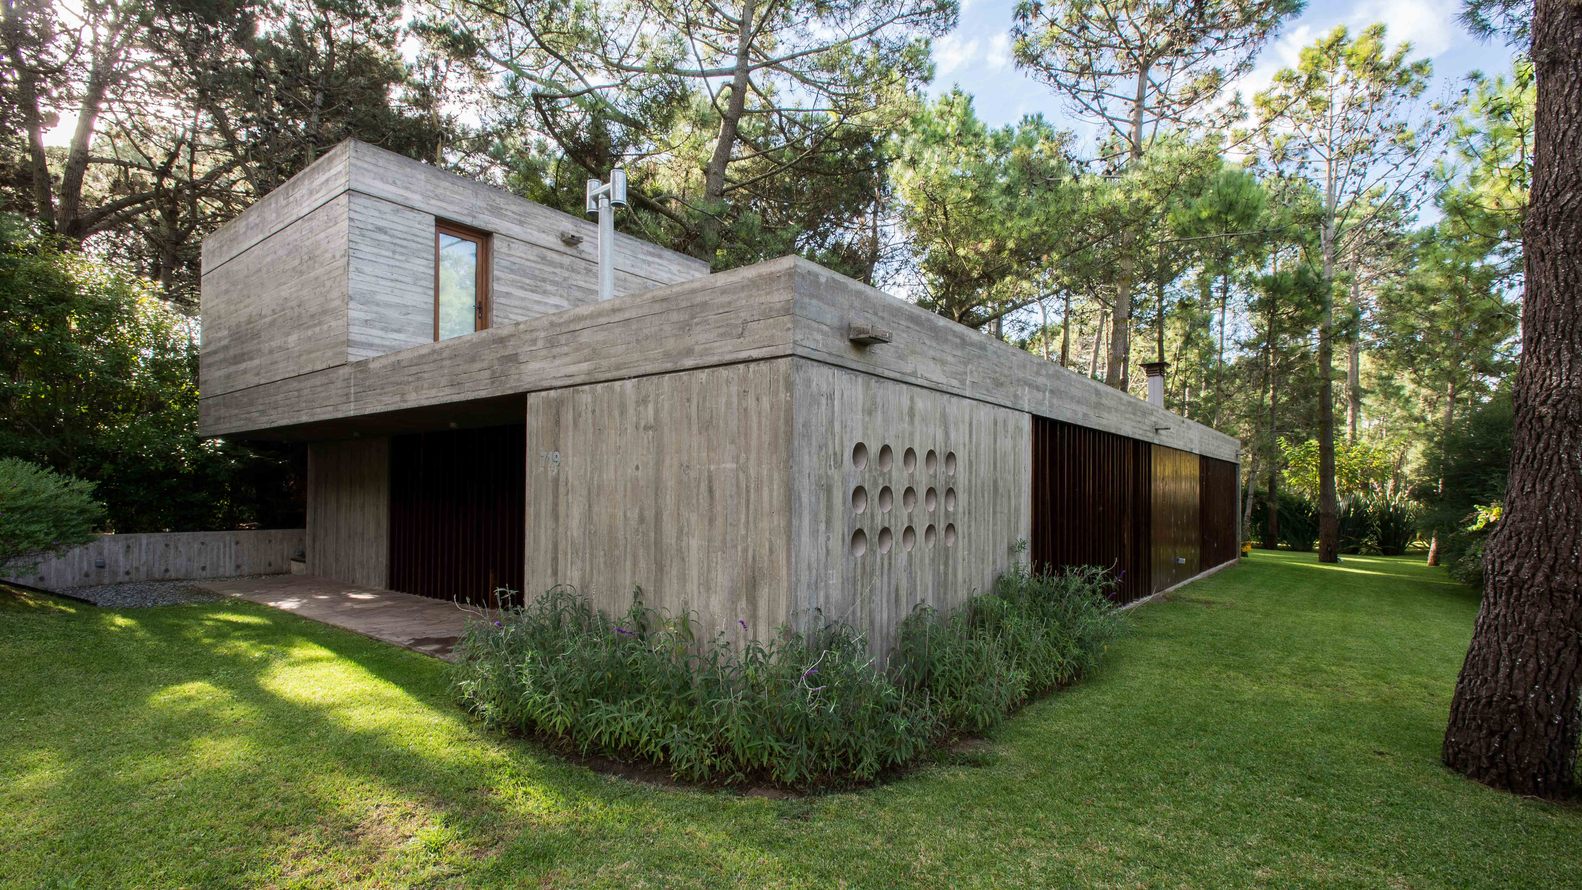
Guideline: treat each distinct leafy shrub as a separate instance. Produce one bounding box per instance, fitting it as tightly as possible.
[1372,496,1420,556]
[453,588,937,787]
[892,605,1025,733]
[1419,391,1512,584]
[0,215,302,532]
[1336,494,1420,555]
[1338,495,1376,554]
[0,458,104,565]
[1248,489,1320,551]
[453,567,1123,788]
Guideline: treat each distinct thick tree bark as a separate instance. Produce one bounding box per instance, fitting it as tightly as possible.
[1443,0,1582,799]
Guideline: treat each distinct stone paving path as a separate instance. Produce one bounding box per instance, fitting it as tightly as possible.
[196,574,482,659]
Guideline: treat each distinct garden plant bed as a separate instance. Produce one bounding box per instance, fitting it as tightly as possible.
[2,553,1579,887]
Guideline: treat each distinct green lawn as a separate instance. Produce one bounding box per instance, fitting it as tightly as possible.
[2,553,1577,888]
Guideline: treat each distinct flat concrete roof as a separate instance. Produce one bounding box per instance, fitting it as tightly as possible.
[200,256,1239,463]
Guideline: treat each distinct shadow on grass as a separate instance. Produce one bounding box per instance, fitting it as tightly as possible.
[0,586,761,886]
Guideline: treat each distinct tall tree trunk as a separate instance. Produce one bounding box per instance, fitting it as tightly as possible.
[1060,290,1072,367]
[1261,261,1281,550]
[59,6,134,241]
[697,0,757,262]
[1108,239,1134,390]
[1090,308,1106,379]
[1443,0,1582,798]
[1154,276,1167,362]
[1426,376,1459,568]
[1347,273,1363,442]
[1211,269,1229,427]
[1,0,55,228]
[1105,64,1150,393]
[1316,169,1340,564]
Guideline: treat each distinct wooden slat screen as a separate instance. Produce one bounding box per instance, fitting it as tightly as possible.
[1150,444,1202,591]
[1030,416,1153,604]
[1199,455,1240,569]
[388,424,525,606]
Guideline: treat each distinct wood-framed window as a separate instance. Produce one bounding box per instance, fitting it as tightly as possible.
[434,221,491,341]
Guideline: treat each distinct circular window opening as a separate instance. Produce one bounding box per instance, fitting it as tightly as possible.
[878,444,894,471]
[902,526,917,551]
[903,486,918,511]
[945,488,957,512]
[944,523,958,547]
[879,485,894,512]
[925,524,938,547]
[926,449,939,473]
[925,487,938,512]
[852,442,868,469]
[903,447,917,473]
[877,527,895,553]
[852,486,868,514]
[850,528,868,557]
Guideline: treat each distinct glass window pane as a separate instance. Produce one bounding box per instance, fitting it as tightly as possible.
[437,232,478,340]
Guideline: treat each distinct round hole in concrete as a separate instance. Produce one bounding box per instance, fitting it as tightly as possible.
[850,528,868,557]
[902,526,917,551]
[944,523,958,547]
[877,527,894,553]
[945,451,958,476]
[904,447,917,472]
[852,486,868,514]
[945,488,957,512]
[925,487,938,512]
[903,486,918,511]
[878,444,894,471]
[925,524,938,546]
[852,442,868,469]
[926,449,939,473]
[879,485,894,512]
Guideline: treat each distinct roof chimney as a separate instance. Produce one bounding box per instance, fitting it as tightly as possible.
[1142,360,1168,408]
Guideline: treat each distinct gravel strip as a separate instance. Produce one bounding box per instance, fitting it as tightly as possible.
[57,579,227,608]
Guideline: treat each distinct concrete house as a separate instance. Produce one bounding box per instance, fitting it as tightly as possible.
[199,139,1241,649]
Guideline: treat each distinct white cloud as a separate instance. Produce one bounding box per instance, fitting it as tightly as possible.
[934,33,981,78]
[1347,0,1457,57]
[985,33,1012,71]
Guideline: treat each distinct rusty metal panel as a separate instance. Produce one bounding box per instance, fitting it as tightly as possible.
[1199,455,1240,569]
[1150,444,1201,590]
[1030,416,1153,604]
[388,424,525,606]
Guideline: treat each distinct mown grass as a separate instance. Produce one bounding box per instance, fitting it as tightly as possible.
[2,552,1577,888]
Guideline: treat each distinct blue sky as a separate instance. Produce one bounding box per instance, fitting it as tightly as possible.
[929,0,1520,134]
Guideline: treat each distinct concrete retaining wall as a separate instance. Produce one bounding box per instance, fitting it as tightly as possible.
[3,529,305,590]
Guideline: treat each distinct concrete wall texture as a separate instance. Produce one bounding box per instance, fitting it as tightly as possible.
[4,530,305,589]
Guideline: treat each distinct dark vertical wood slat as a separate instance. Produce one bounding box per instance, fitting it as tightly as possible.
[388,424,526,605]
[1030,416,1154,605]
[1199,455,1239,569]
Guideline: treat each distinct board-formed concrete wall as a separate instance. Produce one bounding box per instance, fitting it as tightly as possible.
[3,529,304,590]
[307,437,390,589]
[199,139,710,408]
[790,359,1032,648]
[523,360,795,642]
